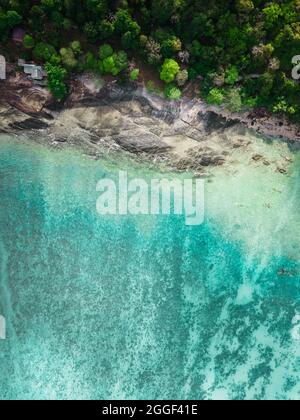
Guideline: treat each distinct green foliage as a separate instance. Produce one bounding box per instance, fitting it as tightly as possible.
[151,0,184,25]
[225,88,243,112]
[60,47,77,69]
[139,35,148,47]
[190,40,202,58]
[63,18,72,30]
[130,69,140,81]
[113,9,141,50]
[122,31,139,50]
[5,10,22,28]
[99,44,113,59]
[263,3,283,28]
[49,54,61,66]
[23,34,35,49]
[84,22,99,42]
[85,0,108,19]
[236,0,254,13]
[176,69,188,87]
[225,66,239,85]
[98,19,114,40]
[188,68,198,80]
[242,95,259,108]
[160,59,180,83]
[146,37,162,65]
[70,41,82,56]
[2,0,300,120]
[45,63,68,101]
[0,9,22,39]
[85,52,98,71]
[114,9,141,37]
[101,51,127,76]
[273,97,296,115]
[33,43,56,62]
[51,11,64,28]
[164,85,182,100]
[115,51,128,72]
[102,56,117,75]
[161,36,182,57]
[41,0,59,11]
[207,88,225,106]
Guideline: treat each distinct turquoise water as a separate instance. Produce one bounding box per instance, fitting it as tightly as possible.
[0,133,300,400]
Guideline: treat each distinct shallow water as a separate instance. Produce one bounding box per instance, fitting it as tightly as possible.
[0,132,299,400]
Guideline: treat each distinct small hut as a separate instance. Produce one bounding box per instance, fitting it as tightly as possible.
[12,28,26,43]
[18,59,46,81]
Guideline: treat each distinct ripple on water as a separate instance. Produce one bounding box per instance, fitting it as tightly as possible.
[0,133,299,400]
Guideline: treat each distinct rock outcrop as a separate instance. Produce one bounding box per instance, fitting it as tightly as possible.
[0,73,299,174]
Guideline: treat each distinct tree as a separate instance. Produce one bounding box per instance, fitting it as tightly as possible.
[0,9,22,39]
[63,18,72,30]
[60,47,78,69]
[139,35,148,48]
[115,51,128,72]
[86,0,108,19]
[113,9,141,50]
[165,84,182,100]
[130,69,140,81]
[102,55,118,75]
[114,9,140,37]
[98,19,114,40]
[84,22,98,42]
[151,0,184,25]
[273,97,296,115]
[28,5,45,31]
[146,38,162,65]
[85,52,98,71]
[263,3,283,29]
[33,43,57,62]
[49,54,61,65]
[70,41,82,56]
[6,0,23,15]
[176,69,188,86]
[51,11,64,28]
[5,10,22,28]
[160,59,180,83]
[41,0,60,12]
[207,88,224,105]
[23,34,35,49]
[236,0,254,14]
[225,66,239,85]
[225,88,242,112]
[1,0,300,121]
[101,49,128,75]
[252,43,274,65]
[122,31,139,50]
[45,63,68,101]
[161,36,182,58]
[99,44,113,59]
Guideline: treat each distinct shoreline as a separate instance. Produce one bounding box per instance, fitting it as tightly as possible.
[1,69,300,143]
[0,72,299,176]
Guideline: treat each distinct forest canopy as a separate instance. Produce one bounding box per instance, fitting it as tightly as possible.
[0,0,300,120]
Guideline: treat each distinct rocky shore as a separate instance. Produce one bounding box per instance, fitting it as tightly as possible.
[0,71,299,174]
